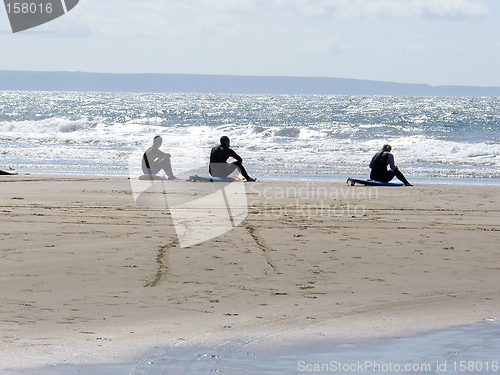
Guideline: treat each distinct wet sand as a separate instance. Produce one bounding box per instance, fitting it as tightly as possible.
[38,321,500,374]
[1,175,499,372]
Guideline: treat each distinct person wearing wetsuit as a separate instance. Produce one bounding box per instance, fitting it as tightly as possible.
[142,135,177,180]
[369,144,412,186]
[209,136,256,182]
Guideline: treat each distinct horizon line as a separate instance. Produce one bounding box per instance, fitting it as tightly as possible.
[1,69,498,89]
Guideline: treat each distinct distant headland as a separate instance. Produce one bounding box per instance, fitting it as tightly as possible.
[0,70,498,97]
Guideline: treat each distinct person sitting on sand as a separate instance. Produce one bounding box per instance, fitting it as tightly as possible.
[209,136,256,182]
[369,144,412,186]
[142,136,177,180]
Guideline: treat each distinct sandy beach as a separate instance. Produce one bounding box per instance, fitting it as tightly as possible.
[1,175,499,372]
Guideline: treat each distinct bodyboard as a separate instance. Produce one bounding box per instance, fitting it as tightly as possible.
[347,178,404,187]
[188,175,238,182]
[0,167,18,176]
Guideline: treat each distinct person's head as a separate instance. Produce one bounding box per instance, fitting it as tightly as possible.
[153,135,163,148]
[382,144,392,152]
[220,136,230,147]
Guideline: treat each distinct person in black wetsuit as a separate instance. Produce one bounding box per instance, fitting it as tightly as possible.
[142,136,177,180]
[209,136,256,182]
[369,144,412,186]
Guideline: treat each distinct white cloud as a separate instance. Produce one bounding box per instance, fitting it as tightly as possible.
[68,0,262,37]
[59,0,490,38]
[415,0,489,19]
[295,0,489,20]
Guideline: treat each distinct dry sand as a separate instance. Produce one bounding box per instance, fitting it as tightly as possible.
[1,175,499,371]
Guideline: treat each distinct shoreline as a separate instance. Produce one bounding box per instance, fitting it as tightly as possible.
[5,169,500,186]
[26,320,500,374]
[1,175,499,372]
[33,321,500,374]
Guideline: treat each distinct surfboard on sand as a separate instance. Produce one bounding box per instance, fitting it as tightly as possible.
[347,178,404,187]
[0,167,18,176]
[188,175,240,182]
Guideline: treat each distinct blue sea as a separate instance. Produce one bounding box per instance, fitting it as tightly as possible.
[1,92,499,182]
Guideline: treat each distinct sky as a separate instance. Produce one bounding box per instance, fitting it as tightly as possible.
[0,0,499,87]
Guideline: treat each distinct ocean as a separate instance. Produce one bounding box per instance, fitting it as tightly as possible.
[1,92,499,182]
